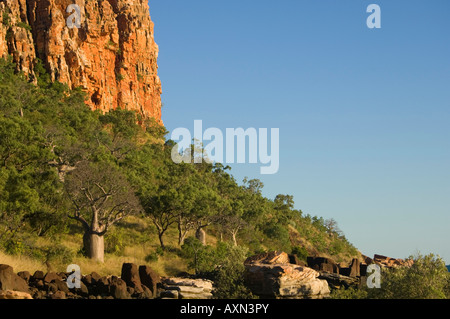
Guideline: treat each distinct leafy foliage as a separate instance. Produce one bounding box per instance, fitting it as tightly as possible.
[0,56,359,269]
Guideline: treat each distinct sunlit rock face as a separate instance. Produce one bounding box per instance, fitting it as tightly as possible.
[0,0,162,122]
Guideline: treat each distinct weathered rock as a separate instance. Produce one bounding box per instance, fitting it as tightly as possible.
[109,276,130,299]
[94,276,111,295]
[339,267,351,276]
[139,265,160,295]
[136,285,153,299]
[34,279,45,290]
[288,254,307,267]
[245,251,290,265]
[360,263,368,276]
[0,264,30,293]
[32,270,45,281]
[159,289,178,299]
[82,274,93,286]
[32,289,45,299]
[17,271,31,283]
[45,282,58,294]
[73,281,89,297]
[159,277,214,300]
[121,263,143,294]
[57,272,67,281]
[373,254,414,268]
[0,290,33,299]
[318,272,360,290]
[349,258,360,277]
[90,272,102,283]
[43,272,59,283]
[307,257,339,274]
[163,278,213,292]
[245,262,330,299]
[55,279,70,294]
[49,291,66,299]
[0,0,163,123]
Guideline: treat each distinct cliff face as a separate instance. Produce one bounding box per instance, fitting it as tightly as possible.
[0,0,162,122]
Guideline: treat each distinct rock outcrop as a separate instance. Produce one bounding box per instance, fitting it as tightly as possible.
[0,264,30,293]
[0,263,161,299]
[159,277,214,300]
[244,251,330,299]
[0,0,162,122]
[373,254,414,268]
[0,290,33,299]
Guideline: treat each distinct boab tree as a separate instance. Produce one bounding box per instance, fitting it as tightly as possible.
[65,161,141,262]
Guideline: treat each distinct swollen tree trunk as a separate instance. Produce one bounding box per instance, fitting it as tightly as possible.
[82,212,106,263]
[195,227,206,246]
[83,231,105,263]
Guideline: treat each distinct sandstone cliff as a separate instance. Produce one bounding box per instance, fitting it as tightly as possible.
[0,0,162,122]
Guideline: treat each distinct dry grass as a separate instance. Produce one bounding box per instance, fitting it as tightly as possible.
[0,250,45,274]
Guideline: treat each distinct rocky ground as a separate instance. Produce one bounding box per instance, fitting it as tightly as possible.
[0,252,412,299]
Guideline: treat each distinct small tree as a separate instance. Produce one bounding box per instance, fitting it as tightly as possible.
[65,161,141,262]
[367,253,450,299]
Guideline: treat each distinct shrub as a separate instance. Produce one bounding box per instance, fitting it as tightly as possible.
[291,245,309,262]
[3,239,24,255]
[331,287,368,299]
[145,252,159,262]
[45,245,75,265]
[16,22,32,32]
[104,231,125,255]
[366,253,450,299]
[181,239,257,298]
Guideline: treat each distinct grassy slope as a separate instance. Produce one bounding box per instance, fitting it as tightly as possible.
[0,213,362,277]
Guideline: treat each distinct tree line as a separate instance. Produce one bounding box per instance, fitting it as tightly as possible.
[0,57,357,264]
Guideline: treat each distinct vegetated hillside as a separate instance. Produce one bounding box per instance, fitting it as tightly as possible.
[0,57,360,277]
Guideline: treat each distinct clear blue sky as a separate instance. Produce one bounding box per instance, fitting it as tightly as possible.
[148,0,450,263]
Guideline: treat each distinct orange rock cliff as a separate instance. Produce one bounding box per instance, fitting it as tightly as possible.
[0,0,162,122]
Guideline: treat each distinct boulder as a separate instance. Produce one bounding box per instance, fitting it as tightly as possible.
[245,251,290,265]
[288,254,307,267]
[0,264,30,293]
[49,291,66,299]
[139,265,160,295]
[55,279,70,294]
[318,272,360,290]
[92,276,110,296]
[17,271,31,283]
[136,285,153,299]
[32,270,45,281]
[121,263,144,294]
[339,267,351,277]
[307,257,339,274]
[73,281,89,297]
[349,258,361,277]
[360,263,368,276]
[245,262,330,299]
[90,272,102,283]
[0,290,33,299]
[43,272,59,283]
[109,276,131,299]
[45,282,58,293]
[160,277,214,299]
[160,289,178,299]
[373,254,414,268]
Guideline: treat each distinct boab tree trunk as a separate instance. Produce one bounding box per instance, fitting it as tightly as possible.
[65,161,142,263]
[195,227,207,246]
[83,227,106,263]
